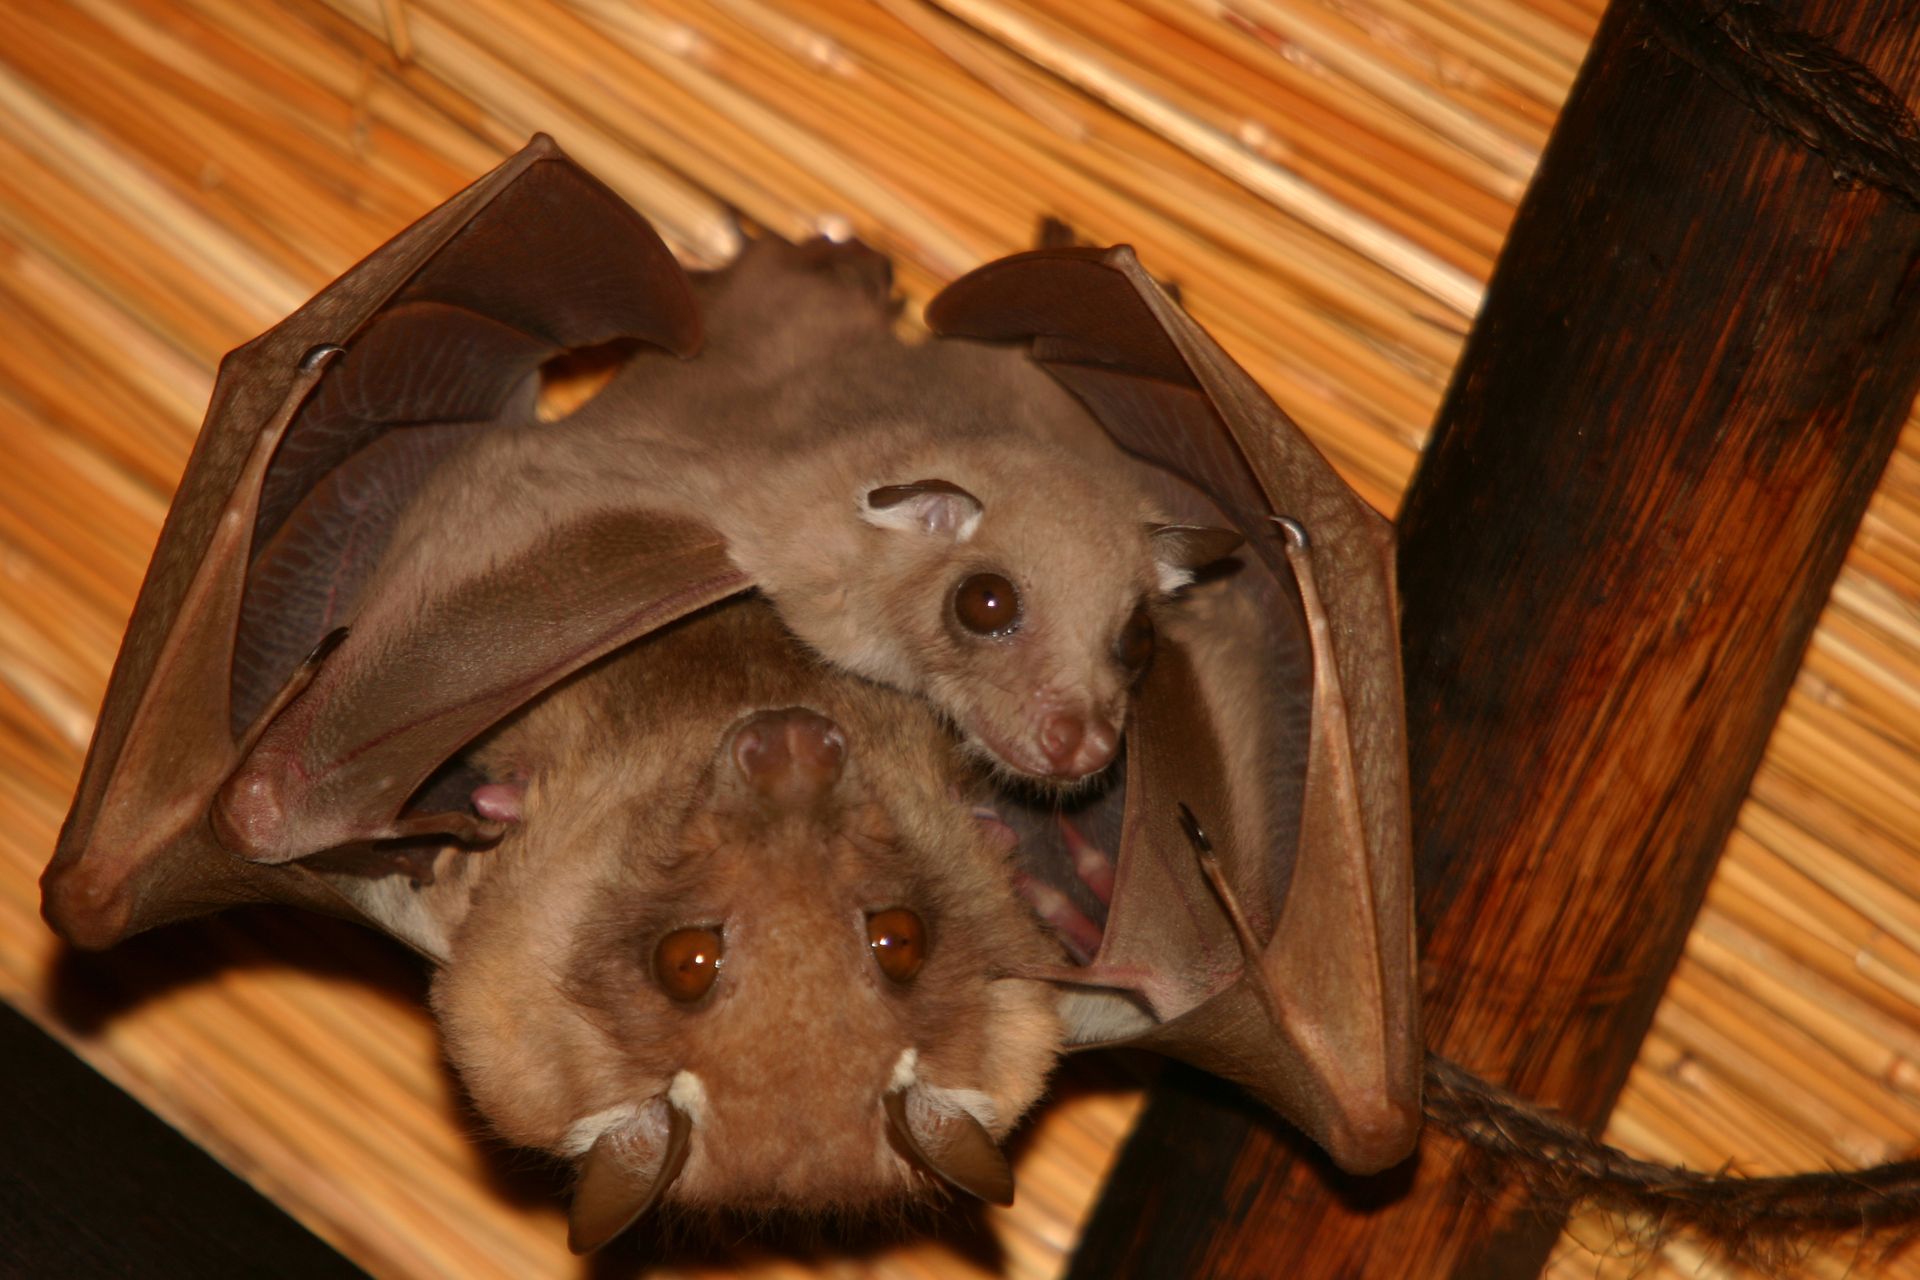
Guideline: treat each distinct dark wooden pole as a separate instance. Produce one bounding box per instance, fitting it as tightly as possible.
[1070,1,1920,1274]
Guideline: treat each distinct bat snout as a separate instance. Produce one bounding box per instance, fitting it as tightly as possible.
[1037,711,1118,780]
[729,708,847,804]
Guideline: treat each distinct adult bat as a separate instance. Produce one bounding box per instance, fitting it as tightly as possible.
[443,594,1063,1251]
[43,134,1420,1236]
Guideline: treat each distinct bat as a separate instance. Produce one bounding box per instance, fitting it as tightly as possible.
[928,241,1421,1172]
[441,595,1063,1251]
[351,230,1244,784]
[43,134,1421,1245]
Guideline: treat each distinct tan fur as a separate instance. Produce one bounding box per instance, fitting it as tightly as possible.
[431,600,1062,1213]
[359,235,1204,782]
[719,432,1176,779]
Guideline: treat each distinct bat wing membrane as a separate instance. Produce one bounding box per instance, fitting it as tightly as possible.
[929,247,1421,1172]
[47,147,1419,1171]
[46,136,742,952]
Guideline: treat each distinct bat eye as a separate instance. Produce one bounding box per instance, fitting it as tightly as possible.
[1115,605,1155,674]
[954,573,1020,636]
[867,908,927,983]
[654,926,723,1002]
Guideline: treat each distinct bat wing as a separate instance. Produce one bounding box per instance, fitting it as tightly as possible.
[928,247,1420,1172]
[45,136,746,957]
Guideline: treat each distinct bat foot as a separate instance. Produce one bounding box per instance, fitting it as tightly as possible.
[1013,871,1102,964]
[721,232,895,310]
[968,804,1021,853]
[1057,816,1115,906]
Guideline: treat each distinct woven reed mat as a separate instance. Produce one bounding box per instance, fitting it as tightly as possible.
[0,1,1914,1276]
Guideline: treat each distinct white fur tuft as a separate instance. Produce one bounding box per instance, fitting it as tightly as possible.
[888,1047,920,1092]
[668,1069,710,1124]
[1155,561,1195,595]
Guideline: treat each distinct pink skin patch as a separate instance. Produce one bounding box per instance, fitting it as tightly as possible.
[971,806,1021,853]
[471,781,525,823]
[1058,816,1115,906]
[1013,872,1103,964]
[973,801,1116,963]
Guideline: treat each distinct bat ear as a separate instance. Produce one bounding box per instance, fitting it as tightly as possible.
[881,1085,1014,1205]
[1147,523,1244,590]
[861,479,983,542]
[567,1097,695,1254]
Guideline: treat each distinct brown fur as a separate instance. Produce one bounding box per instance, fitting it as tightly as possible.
[431,599,1062,1212]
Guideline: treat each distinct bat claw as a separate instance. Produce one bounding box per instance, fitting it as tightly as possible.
[970,805,1020,853]
[304,625,350,666]
[1179,802,1288,1026]
[1268,514,1311,549]
[230,625,352,770]
[299,342,345,373]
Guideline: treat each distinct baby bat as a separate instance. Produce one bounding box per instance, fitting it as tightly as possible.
[662,239,1242,783]
[45,135,1422,1245]
[335,234,1241,785]
[438,597,1062,1250]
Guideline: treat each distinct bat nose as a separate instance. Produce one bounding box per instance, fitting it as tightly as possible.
[730,708,847,802]
[1040,713,1118,779]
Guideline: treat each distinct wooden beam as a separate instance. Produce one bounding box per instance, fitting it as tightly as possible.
[1069,0,1920,1273]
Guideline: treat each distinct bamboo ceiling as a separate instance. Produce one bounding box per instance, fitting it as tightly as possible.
[0,0,1916,1277]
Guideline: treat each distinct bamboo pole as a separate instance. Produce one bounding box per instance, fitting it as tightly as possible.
[1070,0,1920,1272]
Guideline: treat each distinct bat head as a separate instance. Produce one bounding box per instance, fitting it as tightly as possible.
[828,439,1240,784]
[432,696,1060,1251]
